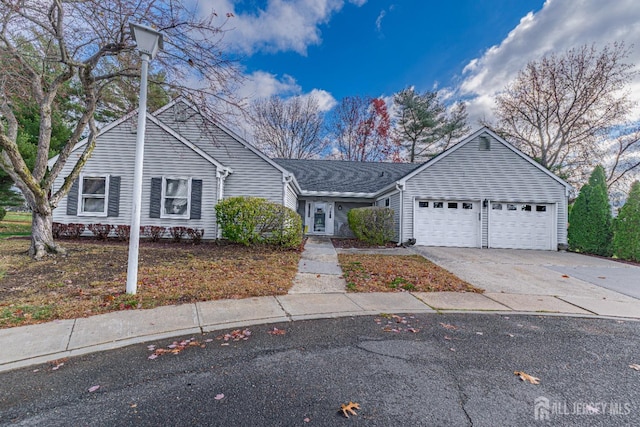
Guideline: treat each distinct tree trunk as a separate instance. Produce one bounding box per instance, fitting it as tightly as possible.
[29,205,65,260]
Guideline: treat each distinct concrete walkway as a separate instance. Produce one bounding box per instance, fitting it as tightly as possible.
[288,236,347,293]
[2,243,640,374]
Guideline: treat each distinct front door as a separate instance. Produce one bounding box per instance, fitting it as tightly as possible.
[310,201,334,235]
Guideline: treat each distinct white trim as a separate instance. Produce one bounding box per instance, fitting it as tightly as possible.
[77,174,109,217]
[160,176,191,220]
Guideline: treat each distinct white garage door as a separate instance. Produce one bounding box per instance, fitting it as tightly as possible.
[415,200,479,247]
[489,202,554,250]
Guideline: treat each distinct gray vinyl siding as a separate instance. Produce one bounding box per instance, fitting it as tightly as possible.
[284,184,297,211]
[402,134,567,247]
[376,191,401,242]
[52,118,218,238]
[156,103,285,204]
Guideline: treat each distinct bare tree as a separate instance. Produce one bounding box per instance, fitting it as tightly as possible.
[491,43,636,186]
[0,0,240,259]
[393,87,469,163]
[328,96,399,162]
[606,125,640,190]
[250,95,326,159]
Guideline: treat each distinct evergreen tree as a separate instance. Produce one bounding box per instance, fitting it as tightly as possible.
[612,181,640,262]
[568,166,613,255]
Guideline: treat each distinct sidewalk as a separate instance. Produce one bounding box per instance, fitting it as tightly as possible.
[2,240,640,373]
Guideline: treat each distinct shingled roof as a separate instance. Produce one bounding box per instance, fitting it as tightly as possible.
[273,159,422,194]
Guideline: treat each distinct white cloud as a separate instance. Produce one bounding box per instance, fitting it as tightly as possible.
[302,89,337,112]
[457,0,640,126]
[236,71,301,100]
[375,10,386,34]
[203,0,367,55]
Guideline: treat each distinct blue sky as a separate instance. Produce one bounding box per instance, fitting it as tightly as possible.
[202,0,640,125]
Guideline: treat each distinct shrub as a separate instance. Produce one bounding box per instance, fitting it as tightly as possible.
[0,207,6,221]
[347,206,395,246]
[52,222,66,238]
[142,225,166,242]
[568,166,612,256]
[186,228,205,244]
[215,197,302,248]
[114,225,131,241]
[64,223,85,239]
[169,226,188,242]
[88,223,113,240]
[613,181,640,262]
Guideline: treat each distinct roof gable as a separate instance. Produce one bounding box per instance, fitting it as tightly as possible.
[48,110,229,172]
[398,127,572,191]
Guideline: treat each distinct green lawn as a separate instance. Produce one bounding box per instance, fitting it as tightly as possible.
[0,212,31,238]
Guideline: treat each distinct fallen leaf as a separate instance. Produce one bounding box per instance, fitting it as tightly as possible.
[514,371,540,384]
[340,401,360,418]
[450,348,456,352]
[303,417,310,423]
[130,403,137,408]
[214,393,225,400]
[88,385,100,393]
[629,364,640,371]
[561,274,570,278]
[148,354,158,360]
[507,333,515,338]
[439,322,459,330]
[476,332,484,335]
[597,276,606,279]
[267,327,286,335]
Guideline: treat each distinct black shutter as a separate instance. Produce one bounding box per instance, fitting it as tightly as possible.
[107,176,121,217]
[190,179,202,220]
[149,177,162,218]
[66,179,79,215]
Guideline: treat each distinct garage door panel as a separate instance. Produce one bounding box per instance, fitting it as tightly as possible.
[489,203,553,250]
[415,200,479,247]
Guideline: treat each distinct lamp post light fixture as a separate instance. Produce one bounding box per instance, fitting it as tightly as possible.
[126,23,163,295]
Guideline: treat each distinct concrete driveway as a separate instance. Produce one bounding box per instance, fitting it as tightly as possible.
[412,247,640,316]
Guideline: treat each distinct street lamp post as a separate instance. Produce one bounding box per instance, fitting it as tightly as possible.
[126,23,163,295]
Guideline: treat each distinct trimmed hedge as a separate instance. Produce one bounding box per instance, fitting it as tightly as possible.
[568,165,613,256]
[613,181,640,262]
[215,197,302,248]
[347,206,394,246]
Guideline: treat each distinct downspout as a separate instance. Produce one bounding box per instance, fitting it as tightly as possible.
[395,182,405,246]
[282,173,293,207]
[216,168,230,238]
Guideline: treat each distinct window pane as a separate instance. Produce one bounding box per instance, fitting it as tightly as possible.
[164,198,188,215]
[434,202,443,208]
[507,204,517,211]
[492,203,502,210]
[448,202,458,209]
[419,201,429,208]
[522,204,532,211]
[462,203,473,210]
[83,198,105,212]
[536,205,547,212]
[83,177,105,195]
[165,179,188,197]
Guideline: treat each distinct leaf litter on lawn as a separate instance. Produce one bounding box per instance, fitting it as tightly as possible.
[338,254,482,293]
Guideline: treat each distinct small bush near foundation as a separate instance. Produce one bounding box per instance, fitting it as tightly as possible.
[186,228,205,244]
[142,226,166,242]
[347,206,394,246]
[88,224,113,240]
[215,197,302,248]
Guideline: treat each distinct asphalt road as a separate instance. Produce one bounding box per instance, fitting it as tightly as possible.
[1,314,639,426]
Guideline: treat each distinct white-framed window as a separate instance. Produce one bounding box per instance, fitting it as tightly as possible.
[78,175,109,216]
[161,177,191,219]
